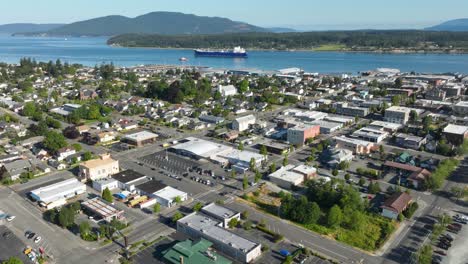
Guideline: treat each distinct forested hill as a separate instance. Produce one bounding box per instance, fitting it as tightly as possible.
[0,23,64,33]
[18,12,267,36]
[107,31,468,52]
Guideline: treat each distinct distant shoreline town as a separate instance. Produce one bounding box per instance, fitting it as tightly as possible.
[0,58,467,264]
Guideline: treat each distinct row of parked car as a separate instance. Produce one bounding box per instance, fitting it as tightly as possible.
[433,214,467,264]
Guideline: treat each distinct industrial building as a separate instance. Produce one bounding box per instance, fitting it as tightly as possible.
[30,178,86,209]
[177,213,262,263]
[232,115,256,132]
[81,197,124,222]
[122,130,158,147]
[268,164,317,189]
[201,203,241,228]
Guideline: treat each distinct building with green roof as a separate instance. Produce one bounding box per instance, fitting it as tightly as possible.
[162,238,232,264]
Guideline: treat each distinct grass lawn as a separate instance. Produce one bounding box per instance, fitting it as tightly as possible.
[312,44,347,51]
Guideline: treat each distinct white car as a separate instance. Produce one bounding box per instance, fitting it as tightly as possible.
[34,236,42,243]
[6,215,15,222]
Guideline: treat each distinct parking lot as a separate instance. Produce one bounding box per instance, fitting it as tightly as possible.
[0,225,31,263]
[137,150,233,189]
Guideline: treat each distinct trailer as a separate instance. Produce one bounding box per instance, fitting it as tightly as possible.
[128,195,148,208]
[139,198,157,209]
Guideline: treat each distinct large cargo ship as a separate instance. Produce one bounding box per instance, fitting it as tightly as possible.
[194,46,248,58]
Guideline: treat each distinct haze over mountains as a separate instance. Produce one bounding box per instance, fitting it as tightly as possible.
[2,12,467,36]
[426,19,468,31]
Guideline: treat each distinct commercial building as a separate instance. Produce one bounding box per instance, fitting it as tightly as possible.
[92,178,119,193]
[287,124,320,146]
[310,120,343,134]
[368,121,403,133]
[324,115,355,125]
[443,124,468,145]
[351,127,389,143]
[334,136,375,155]
[153,186,188,207]
[199,115,225,125]
[219,150,266,172]
[384,106,411,124]
[162,238,232,264]
[81,197,124,222]
[171,137,266,170]
[452,101,468,116]
[232,115,256,132]
[269,164,316,189]
[381,192,412,220]
[395,133,427,150]
[201,203,241,228]
[177,213,262,263]
[78,154,119,181]
[122,130,158,147]
[323,147,354,168]
[113,169,147,192]
[335,102,369,117]
[170,137,234,161]
[135,180,167,196]
[30,178,86,209]
[218,85,238,97]
[50,103,82,116]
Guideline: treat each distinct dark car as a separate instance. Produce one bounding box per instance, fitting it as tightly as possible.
[2,231,12,238]
[434,250,447,256]
[27,232,36,239]
[442,234,454,241]
[437,243,448,250]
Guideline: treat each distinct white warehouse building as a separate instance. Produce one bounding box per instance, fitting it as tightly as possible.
[30,178,86,209]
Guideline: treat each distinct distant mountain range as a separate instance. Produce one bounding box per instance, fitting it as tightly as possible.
[4,15,468,37]
[13,12,267,36]
[0,23,64,33]
[426,19,468,31]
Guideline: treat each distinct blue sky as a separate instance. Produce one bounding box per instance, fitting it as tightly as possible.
[2,0,468,29]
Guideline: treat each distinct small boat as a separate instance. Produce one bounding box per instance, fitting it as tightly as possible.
[179,57,188,62]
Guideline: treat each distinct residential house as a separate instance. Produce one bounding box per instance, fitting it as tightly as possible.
[56,147,76,161]
[381,192,412,219]
[0,159,32,181]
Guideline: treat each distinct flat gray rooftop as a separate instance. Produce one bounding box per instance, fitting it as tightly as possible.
[202,203,239,219]
[179,213,258,253]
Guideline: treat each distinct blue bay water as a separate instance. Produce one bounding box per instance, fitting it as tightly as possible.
[1,34,468,74]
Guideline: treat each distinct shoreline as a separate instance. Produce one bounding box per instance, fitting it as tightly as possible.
[109,44,468,55]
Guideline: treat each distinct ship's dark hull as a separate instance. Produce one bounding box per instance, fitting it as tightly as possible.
[194,50,248,58]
